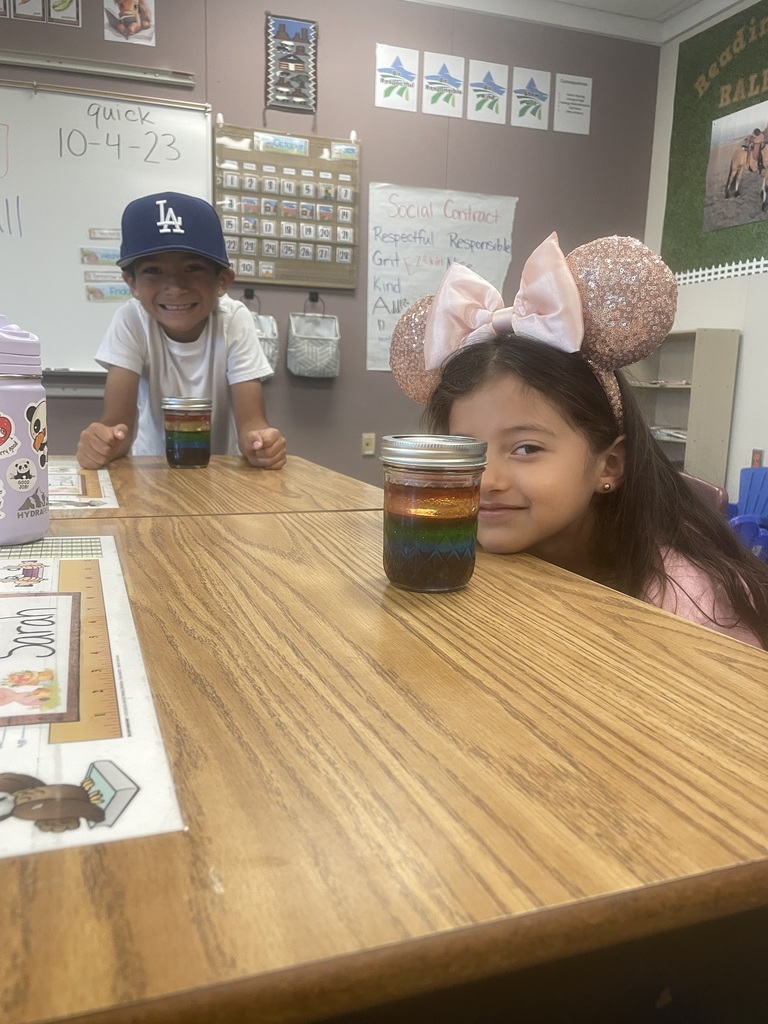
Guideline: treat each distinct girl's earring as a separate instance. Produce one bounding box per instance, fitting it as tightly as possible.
[603,483,611,492]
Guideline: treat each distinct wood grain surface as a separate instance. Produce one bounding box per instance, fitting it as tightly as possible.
[50,455,383,519]
[3,510,768,1024]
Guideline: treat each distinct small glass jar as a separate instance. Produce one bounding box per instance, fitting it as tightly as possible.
[161,397,212,468]
[380,435,487,592]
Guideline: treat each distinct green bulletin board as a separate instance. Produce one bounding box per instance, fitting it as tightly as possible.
[661,0,768,277]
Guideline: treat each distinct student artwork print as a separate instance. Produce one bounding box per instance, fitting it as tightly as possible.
[511,68,551,130]
[422,53,465,118]
[467,61,508,125]
[103,0,155,45]
[47,0,81,26]
[265,13,318,114]
[11,0,44,20]
[662,0,768,278]
[375,44,419,112]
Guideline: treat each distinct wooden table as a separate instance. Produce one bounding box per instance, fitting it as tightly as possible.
[50,455,383,519]
[4,509,768,1024]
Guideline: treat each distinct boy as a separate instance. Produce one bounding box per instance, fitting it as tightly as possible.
[77,191,286,470]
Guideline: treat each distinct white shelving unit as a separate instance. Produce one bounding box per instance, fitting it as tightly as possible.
[625,328,740,486]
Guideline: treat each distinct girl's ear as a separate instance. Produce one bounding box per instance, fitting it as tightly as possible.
[597,435,626,493]
[217,266,236,295]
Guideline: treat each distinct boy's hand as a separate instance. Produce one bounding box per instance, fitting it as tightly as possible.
[241,428,287,469]
[77,423,129,470]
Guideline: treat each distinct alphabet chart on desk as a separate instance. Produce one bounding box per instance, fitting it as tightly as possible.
[0,535,182,859]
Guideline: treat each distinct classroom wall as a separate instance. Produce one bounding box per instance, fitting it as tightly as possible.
[644,0,768,501]
[2,0,660,483]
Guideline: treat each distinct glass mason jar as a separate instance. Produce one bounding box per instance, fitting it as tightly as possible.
[161,397,212,468]
[380,435,487,592]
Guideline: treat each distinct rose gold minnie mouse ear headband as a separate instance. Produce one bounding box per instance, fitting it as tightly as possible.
[389,232,678,431]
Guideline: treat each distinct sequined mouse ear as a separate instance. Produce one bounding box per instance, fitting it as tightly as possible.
[565,236,677,371]
[389,295,441,403]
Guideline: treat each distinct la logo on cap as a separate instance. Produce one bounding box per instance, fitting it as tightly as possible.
[155,198,185,235]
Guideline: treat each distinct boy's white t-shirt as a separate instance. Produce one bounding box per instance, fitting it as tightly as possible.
[94,294,273,456]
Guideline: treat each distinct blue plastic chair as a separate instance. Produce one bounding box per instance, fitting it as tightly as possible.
[727,467,768,561]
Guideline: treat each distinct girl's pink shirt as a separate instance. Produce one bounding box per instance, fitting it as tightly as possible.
[644,548,763,649]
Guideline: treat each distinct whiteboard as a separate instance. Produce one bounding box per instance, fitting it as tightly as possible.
[0,82,211,372]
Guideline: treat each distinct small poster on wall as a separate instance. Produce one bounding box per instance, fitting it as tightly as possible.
[422,52,465,118]
[11,0,43,20]
[47,0,81,26]
[265,13,318,114]
[104,0,155,45]
[553,73,592,134]
[375,43,419,112]
[511,68,551,130]
[466,60,508,125]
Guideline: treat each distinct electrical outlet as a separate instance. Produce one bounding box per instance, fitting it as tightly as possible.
[362,432,376,456]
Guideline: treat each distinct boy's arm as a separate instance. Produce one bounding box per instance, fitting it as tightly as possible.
[76,366,139,469]
[230,379,286,469]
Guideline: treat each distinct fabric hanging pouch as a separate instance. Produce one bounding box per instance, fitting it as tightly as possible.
[287,297,340,378]
[247,292,280,372]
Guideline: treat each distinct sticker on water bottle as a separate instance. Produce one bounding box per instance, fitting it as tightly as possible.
[0,413,21,460]
[25,399,48,468]
[6,458,38,492]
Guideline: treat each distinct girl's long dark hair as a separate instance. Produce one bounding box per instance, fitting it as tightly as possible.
[423,336,768,648]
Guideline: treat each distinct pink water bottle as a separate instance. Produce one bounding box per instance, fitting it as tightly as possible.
[0,315,49,545]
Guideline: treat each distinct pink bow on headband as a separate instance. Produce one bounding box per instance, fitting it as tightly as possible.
[423,232,585,371]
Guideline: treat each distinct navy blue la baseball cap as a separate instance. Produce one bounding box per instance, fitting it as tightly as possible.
[117,192,230,269]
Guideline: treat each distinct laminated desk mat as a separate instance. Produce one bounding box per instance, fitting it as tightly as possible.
[0,535,182,858]
[48,456,119,509]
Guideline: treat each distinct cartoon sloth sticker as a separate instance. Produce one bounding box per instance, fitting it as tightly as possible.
[25,399,47,468]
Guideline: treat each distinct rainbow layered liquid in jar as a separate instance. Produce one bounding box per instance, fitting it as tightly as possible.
[161,397,212,468]
[380,436,487,593]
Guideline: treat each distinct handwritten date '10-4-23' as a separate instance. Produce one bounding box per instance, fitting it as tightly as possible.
[58,129,181,163]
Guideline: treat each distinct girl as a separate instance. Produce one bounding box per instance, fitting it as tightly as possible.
[390,233,768,649]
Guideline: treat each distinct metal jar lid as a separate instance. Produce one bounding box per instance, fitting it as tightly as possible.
[161,397,212,411]
[380,434,487,468]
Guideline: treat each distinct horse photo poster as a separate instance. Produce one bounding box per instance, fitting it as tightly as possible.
[662,0,768,279]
